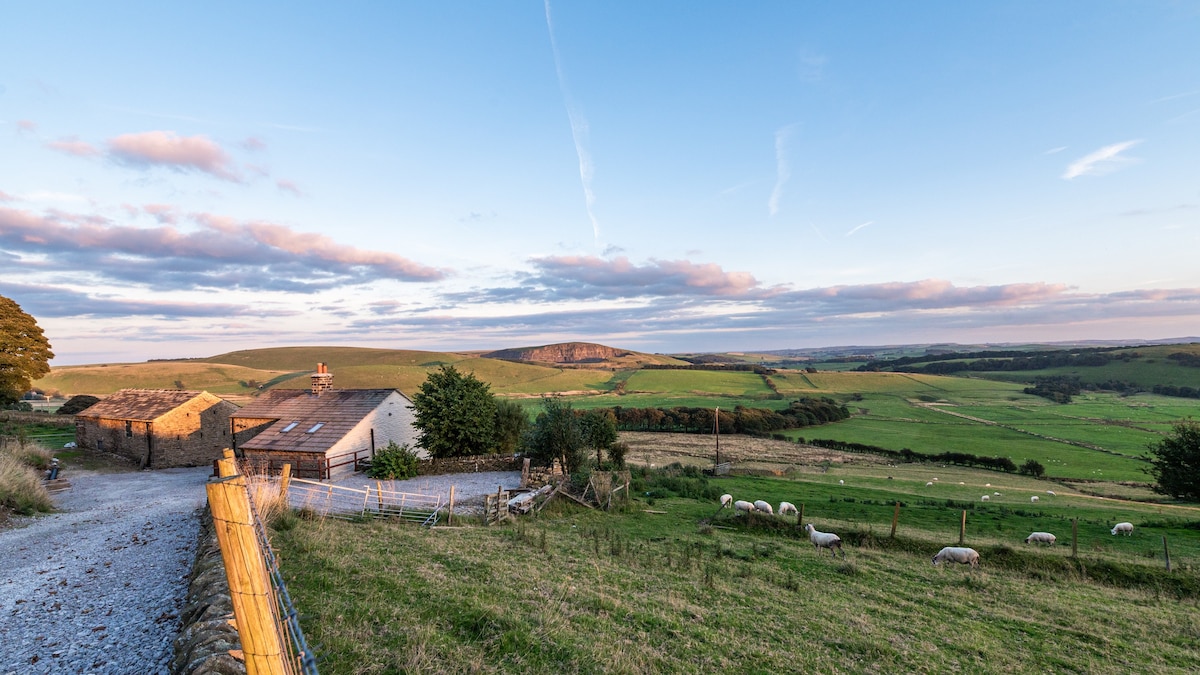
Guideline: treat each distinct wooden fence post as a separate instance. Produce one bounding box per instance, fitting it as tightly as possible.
[1163,535,1171,571]
[1072,518,1078,558]
[798,503,805,531]
[890,501,900,539]
[448,485,456,525]
[959,510,967,546]
[217,457,238,479]
[279,464,291,501]
[206,474,288,675]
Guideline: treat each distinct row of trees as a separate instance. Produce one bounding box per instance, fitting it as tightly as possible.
[597,399,849,435]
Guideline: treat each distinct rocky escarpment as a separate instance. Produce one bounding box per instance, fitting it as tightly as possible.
[483,342,631,364]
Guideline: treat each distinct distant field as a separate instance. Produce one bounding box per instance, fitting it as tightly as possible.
[34,362,290,396]
[624,370,775,397]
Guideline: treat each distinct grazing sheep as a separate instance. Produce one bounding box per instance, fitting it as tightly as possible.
[932,477,939,481]
[804,523,845,558]
[779,501,798,516]
[1025,532,1056,545]
[1046,490,1056,496]
[932,546,980,567]
[981,495,990,501]
[720,494,733,508]
[959,482,965,485]
[753,500,774,515]
[993,492,1001,496]
[838,479,844,485]
[985,483,991,487]
[1030,495,1039,503]
[733,500,755,515]
[925,481,934,487]
[1111,522,1134,536]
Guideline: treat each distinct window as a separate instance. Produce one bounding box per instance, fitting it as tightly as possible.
[125,420,133,438]
[281,421,299,432]
[306,423,325,433]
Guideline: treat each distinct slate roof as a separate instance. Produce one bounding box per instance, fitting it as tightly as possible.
[74,389,214,421]
[233,388,406,454]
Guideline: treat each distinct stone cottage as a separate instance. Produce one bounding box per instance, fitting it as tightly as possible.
[74,389,238,468]
[231,363,418,479]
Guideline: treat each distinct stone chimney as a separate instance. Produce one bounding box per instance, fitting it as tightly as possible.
[311,362,334,396]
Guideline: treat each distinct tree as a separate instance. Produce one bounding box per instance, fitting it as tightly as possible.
[410,365,497,458]
[1147,421,1200,501]
[1019,459,1046,478]
[493,399,529,455]
[522,396,586,474]
[56,394,101,416]
[0,295,54,406]
[580,408,618,468]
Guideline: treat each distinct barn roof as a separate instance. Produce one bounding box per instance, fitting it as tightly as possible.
[74,389,219,422]
[234,388,408,454]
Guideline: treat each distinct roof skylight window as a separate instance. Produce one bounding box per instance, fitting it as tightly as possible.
[281,421,299,432]
[306,422,325,433]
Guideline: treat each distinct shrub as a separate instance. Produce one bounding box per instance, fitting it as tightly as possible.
[0,450,54,515]
[366,442,420,480]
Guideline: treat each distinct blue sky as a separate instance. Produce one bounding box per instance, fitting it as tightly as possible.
[2,2,1199,365]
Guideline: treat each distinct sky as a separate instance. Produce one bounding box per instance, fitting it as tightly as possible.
[2,2,1199,366]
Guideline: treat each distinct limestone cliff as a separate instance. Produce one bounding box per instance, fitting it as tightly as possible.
[483,342,631,364]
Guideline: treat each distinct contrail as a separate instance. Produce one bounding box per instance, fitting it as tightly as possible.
[545,0,599,243]
[769,124,797,217]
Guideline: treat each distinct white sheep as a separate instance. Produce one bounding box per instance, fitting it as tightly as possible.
[779,501,798,516]
[753,499,774,515]
[981,495,990,501]
[1030,495,1039,503]
[804,523,845,558]
[1046,490,1056,496]
[925,481,934,487]
[993,492,1001,496]
[985,483,991,487]
[733,500,755,515]
[1025,532,1056,545]
[1111,522,1134,536]
[838,479,844,485]
[720,493,733,508]
[932,546,980,567]
[932,477,939,481]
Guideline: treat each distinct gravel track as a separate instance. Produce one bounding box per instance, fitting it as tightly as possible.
[0,467,211,675]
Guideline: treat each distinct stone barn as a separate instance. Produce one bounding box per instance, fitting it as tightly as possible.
[74,389,238,468]
[231,364,418,479]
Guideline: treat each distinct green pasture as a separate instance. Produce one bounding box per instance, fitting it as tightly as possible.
[35,362,289,396]
[623,369,775,397]
[272,465,1200,674]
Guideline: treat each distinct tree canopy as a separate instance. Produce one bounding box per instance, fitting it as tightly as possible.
[410,365,497,458]
[0,296,54,406]
[522,396,586,474]
[1147,421,1200,501]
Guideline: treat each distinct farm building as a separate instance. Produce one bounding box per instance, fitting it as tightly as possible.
[74,389,238,468]
[231,363,418,479]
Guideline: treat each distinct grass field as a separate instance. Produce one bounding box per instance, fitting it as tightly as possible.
[270,457,1200,674]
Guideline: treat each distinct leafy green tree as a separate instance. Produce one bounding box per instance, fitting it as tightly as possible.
[1019,459,1046,478]
[1147,421,1200,501]
[522,396,586,474]
[56,394,101,416]
[410,365,497,458]
[0,296,54,406]
[580,408,618,467]
[494,399,529,455]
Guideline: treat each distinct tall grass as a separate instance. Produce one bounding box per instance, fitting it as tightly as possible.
[0,439,54,517]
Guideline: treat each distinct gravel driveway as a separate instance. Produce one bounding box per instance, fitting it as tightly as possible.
[0,467,211,675]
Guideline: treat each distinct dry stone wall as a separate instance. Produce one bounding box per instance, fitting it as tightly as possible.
[171,510,245,675]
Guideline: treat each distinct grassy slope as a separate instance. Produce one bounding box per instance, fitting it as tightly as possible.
[272,471,1200,674]
[34,362,292,396]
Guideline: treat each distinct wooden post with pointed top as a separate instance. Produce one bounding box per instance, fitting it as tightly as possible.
[206,469,288,675]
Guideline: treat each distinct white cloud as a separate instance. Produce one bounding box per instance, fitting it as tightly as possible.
[1062,140,1141,180]
[769,123,798,217]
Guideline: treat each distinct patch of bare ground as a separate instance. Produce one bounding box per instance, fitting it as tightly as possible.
[619,431,891,473]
